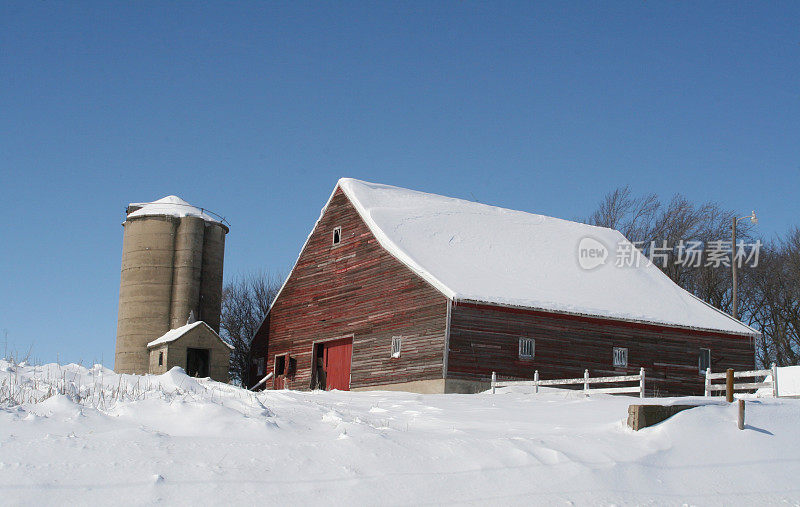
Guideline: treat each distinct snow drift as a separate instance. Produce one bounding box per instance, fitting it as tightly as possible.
[1,360,798,505]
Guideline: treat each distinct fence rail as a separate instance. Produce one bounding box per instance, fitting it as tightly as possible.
[704,363,777,397]
[491,368,645,398]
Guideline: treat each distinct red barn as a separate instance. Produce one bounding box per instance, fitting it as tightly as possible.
[250,179,757,395]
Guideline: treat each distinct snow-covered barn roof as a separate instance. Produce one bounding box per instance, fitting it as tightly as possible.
[335,178,757,336]
[147,321,233,349]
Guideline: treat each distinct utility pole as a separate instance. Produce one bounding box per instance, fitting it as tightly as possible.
[731,211,757,321]
[732,216,739,320]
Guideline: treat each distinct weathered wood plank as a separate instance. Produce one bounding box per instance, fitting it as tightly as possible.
[706,369,771,380]
[448,301,754,396]
[707,382,771,391]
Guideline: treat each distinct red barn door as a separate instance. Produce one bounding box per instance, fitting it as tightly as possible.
[323,338,352,391]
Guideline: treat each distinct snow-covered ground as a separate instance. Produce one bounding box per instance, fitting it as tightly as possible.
[1,361,799,506]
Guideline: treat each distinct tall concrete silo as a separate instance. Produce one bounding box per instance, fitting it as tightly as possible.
[114,196,229,375]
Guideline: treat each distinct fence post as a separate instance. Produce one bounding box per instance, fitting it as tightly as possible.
[583,369,589,394]
[639,367,645,398]
[491,371,496,394]
[726,368,735,403]
[704,368,711,397]
[737,399,745,430]
[534,370,539,394]
[771,363,779,398]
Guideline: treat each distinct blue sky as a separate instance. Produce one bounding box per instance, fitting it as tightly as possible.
[1,2,798,365]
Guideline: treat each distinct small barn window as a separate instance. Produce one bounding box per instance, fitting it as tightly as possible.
[158,351,163,366]
[613,347,628,367]
[699,348,711,374]
[257,357,265,376]
[518,338,535,359]
[391,336,402,358]
[332,227,342,246]
[275,355,286,376]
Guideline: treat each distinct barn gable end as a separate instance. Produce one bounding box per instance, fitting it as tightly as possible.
[250,187,450,391]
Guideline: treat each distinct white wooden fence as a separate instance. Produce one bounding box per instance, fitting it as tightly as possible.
[704,363,778,397]
[491,368,645,398]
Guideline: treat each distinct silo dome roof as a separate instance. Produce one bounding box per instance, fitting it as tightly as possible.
[126,195,223,225]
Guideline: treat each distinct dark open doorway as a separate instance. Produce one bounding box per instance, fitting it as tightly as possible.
[186,348,210,377]
[311,342,326,390]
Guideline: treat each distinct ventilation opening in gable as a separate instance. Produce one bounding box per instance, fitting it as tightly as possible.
[391,336,402,358]
[332,227,342,246]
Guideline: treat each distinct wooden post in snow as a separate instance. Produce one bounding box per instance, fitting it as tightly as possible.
[771,363,779,398]
[534,370,539,394]
[583,369,590,394]
[726,368,735,402]
[704,368,711,397]
[737,399,745,430]
[491,371,496,394]
[639,367,645,398]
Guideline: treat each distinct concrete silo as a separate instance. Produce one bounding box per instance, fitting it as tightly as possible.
[114,196,229,375]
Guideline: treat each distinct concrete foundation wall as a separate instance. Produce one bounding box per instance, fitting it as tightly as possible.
[351,378,490,394]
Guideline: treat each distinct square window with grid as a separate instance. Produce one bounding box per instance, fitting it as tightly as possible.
[518,338,535,359]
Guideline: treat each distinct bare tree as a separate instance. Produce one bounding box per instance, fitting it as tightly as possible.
[586,187,756,314]
[584,187,800,368]
[588,186,660,241]
[220,271,282,385]
[749,230,800,366]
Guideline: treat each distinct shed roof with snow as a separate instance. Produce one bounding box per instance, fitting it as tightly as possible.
[147,321,233,349]
[318,178,756,336]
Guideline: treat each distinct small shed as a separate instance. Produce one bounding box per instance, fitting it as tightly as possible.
[147,321,232,382]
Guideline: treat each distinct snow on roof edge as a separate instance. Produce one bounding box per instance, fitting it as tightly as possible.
[452,296,759,337]
[338,178,457,300]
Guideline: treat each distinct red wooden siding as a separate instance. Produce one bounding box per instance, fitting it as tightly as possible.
[250,188,449,390]
[447,301,755,396]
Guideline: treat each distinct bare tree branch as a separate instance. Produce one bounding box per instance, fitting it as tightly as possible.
[587,188,796,367]
[220,270,282,385]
